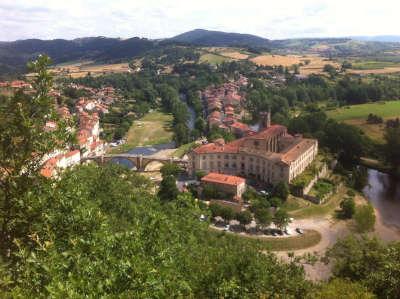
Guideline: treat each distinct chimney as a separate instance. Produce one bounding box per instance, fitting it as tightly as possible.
[260,110,271,129]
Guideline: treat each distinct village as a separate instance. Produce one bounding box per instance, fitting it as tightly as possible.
[0,80,121,178]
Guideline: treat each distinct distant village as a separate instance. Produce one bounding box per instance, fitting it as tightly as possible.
[0,80,121,178]
[203,75,255,137]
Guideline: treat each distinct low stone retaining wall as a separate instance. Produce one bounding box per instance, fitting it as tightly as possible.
[290,163,328,198]
[303,164,328,195]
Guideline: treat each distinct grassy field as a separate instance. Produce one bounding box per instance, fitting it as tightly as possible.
[326,101,400,142]
[351,60,400,70]
[199,53,231,64]
[110,111,173,154]
[288,185,346,219]
[210,228,322,251]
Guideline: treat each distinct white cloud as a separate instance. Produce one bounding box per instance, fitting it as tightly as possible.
[0,0,399,41]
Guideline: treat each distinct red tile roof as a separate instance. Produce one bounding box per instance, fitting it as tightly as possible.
[201,172,245,186]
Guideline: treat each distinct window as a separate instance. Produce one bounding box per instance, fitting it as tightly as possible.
[202,155,206,160]
[254,141,259,147]
[224,155,229,159]
[225,163,229,168]
[217,155,221,159]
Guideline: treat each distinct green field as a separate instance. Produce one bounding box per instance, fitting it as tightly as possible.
[199,53,231,64]
[351,60,400,70]
[326,101,400,121]
[326,101,400,142]
[110,111,173,154]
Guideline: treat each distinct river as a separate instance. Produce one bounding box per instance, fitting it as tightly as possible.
[363,169,400,228]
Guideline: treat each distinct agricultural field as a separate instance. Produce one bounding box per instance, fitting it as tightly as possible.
[199,53,232,64]
[50,60,131,78]
[326,101,400,142]
[348,66,400,75]
[250,54,340,75]
[219,51,249,60]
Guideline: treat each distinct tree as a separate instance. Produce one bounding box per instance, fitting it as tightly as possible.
[274,182,289,200]
[209,203,223,218]
[307,279,375,299]
[158,175,179,202]
[235,211,252,226]
[354,204,376,232]
[160,162,182,178]
[339,197,355,219]
[351,166,368,191]
[0,55,71,257]
[273,209,290,231]
[194,116,207,135]
[327,235,400,299]
[384,127,400,173]
[254,208,272,229]
[341,61,353,71]
[219,206,235,223]
[323,64,337,77]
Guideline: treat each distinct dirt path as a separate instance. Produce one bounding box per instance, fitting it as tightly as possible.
[275,194,400,281]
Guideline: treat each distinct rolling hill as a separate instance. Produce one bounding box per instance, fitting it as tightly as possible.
[0,37,156,77]
[169,29,271,47]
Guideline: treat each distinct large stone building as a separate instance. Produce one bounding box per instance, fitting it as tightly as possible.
[189,113,318,185]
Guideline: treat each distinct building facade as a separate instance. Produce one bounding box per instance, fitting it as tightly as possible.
[189,121,318,185]
[201,172,246,200]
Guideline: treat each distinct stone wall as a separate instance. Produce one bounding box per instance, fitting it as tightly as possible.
[303,163,328,195]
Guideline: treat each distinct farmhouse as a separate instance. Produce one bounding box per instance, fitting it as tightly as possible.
[189,113,318,185]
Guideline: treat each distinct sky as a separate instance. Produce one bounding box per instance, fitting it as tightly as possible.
[0,0,399,41]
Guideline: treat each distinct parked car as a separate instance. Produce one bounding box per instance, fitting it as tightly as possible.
[224,224,230,231]
[271,231,277,236]
[284,229,292,235]
[199,214,206,221]
[296,228,304,234]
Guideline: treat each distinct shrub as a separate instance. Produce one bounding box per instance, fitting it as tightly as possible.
[235,211,252,226]
[354,204,376,232]
[339,197,355,219]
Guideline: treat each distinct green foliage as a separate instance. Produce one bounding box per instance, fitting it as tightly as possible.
[339,197,356,219]
[235,210,252,226]
[160,162,182,178]
[350,166,369,191]
[254,208,272,228]
[308,278,376,299]
[309,179,334,199]
[0,55,72,256]
[384,126,400,173]
[354,204,376,232]
[273,209,290,231]
[158,175,179,202]
[273,182,289,200]
[327,236,400,299]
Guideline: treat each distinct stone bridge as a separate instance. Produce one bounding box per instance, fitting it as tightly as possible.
[83,154,189,172]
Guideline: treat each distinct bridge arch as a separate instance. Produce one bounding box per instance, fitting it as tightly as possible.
[110,157,137,170]
[142,159,167,172]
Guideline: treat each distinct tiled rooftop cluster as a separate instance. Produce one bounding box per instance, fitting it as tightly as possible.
[203,75,254,137]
